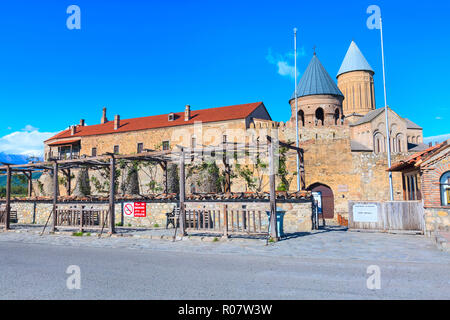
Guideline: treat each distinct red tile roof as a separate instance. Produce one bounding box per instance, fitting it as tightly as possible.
[46,102,265,142]
[389,140,449,171]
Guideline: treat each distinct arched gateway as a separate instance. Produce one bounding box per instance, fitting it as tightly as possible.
[308,183,335,219]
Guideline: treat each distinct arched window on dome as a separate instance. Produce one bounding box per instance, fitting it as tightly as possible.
[334,108,340,125]
[298,110,305,127]
[440,171,450,206]
[315,108,324,126]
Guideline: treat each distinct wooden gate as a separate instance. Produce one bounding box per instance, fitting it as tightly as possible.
[55,205,109,230]
[348,201,425,233]
[184,205,269,236]
[309,184,334,219]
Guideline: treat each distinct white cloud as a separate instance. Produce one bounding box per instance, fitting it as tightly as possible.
[0,125,56,157]
[22,124,39,131]
[266,48,306,79]
[423,133,450,144]
[435,116,443,120]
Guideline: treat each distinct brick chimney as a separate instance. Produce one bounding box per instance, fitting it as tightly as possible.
[80,119,85,126]
[101,107,108,124]
[70,125,76,135]
[184,105,191,121]
[114,115,120,130]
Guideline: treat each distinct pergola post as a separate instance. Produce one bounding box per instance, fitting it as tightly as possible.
[108,156,116,234]
[25,171,33,197]
[164,161,168,194]
[67,169,72,195]
[298,149,306,190]
[179,148,186,236]
[4,165,11,230]
[268,136,278,241]
[51,161,58,232]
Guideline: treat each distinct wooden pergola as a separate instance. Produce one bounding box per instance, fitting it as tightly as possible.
[0,136,305,241]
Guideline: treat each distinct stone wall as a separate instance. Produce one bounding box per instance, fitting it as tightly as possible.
[424,208,450,236]
[3,200,313,234]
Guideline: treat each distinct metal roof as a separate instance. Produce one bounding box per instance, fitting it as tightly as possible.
[350,140,373,152]
[291,54,344,100]
[349,108,385,126]
[404,118,423,130]
[337,41,374,77]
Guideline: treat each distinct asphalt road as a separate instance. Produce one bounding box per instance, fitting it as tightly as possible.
[0,239,449,299]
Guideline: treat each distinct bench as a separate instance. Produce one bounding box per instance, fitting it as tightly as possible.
[165,207,180,229]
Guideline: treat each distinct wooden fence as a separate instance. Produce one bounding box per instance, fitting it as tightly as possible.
[348,201,425,233]
[184,205,269,236]
[55,205,109,231]
[0,205,17,225]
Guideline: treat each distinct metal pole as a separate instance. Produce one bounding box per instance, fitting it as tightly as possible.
[108,156,116,234]
[51,161,58,232]
[179,148,186,236]
[380,17,394,201]
[5,166,11,230]
[294,28,300,191]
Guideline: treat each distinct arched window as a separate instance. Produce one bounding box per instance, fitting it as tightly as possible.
[334,108,340,125]
[392,136,397,153]
[373,132,385,154]
[315,108,324,126]
[396,134,403,153]
[298,110,305,126]
[441,171,450,206]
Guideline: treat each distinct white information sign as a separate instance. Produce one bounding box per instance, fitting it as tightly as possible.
[353,204,378,223]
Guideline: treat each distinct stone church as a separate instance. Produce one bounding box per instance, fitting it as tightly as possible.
[42,41,425,221]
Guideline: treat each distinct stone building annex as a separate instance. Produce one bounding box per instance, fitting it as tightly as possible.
[40,41,426,221]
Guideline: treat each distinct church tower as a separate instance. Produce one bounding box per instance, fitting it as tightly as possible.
[337,41,375,123]
[290,53,344,127]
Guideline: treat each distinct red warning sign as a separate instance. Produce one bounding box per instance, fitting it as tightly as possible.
[123,202,146,218]
[134,202,146,217]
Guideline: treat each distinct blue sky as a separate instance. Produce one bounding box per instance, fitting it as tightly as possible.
[0,0,448,155]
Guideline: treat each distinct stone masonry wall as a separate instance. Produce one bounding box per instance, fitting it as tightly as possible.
[424,208,450,236]
[4,200,313,233]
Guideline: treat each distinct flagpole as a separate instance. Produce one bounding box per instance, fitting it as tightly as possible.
[380,17,394,201]
[294,28,300,191]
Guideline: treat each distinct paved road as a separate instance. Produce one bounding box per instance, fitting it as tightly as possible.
[0,228,449,299]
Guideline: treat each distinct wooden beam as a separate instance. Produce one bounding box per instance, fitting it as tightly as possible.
[51,162,58,232]
[268,136,278,241]
[108,156,116,234]
[4,166,11,230]
[67,169,71,195]
[179,148,186,236]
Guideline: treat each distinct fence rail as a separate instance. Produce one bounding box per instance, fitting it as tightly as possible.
[184,206,269,236]
[55,205,109,230]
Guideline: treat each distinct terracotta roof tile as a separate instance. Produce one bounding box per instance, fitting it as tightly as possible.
[46,102,264,142]
[389,140,449,171]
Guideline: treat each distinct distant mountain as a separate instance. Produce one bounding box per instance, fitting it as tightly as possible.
[0,152,42,165]
[424,134,450,145]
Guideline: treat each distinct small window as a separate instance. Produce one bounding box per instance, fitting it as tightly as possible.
[168,113,175,121]
[91,148,97,157]
[137,143,144,153]
[162,141,170,151]
[223,135,227,144]
[403,172,421,201]
[191,136,196,148]
[441,171,450,206]
[114,145,119,155]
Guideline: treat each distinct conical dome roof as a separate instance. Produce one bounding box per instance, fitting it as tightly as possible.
[291,54,344,100]
[337,41,374,77]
